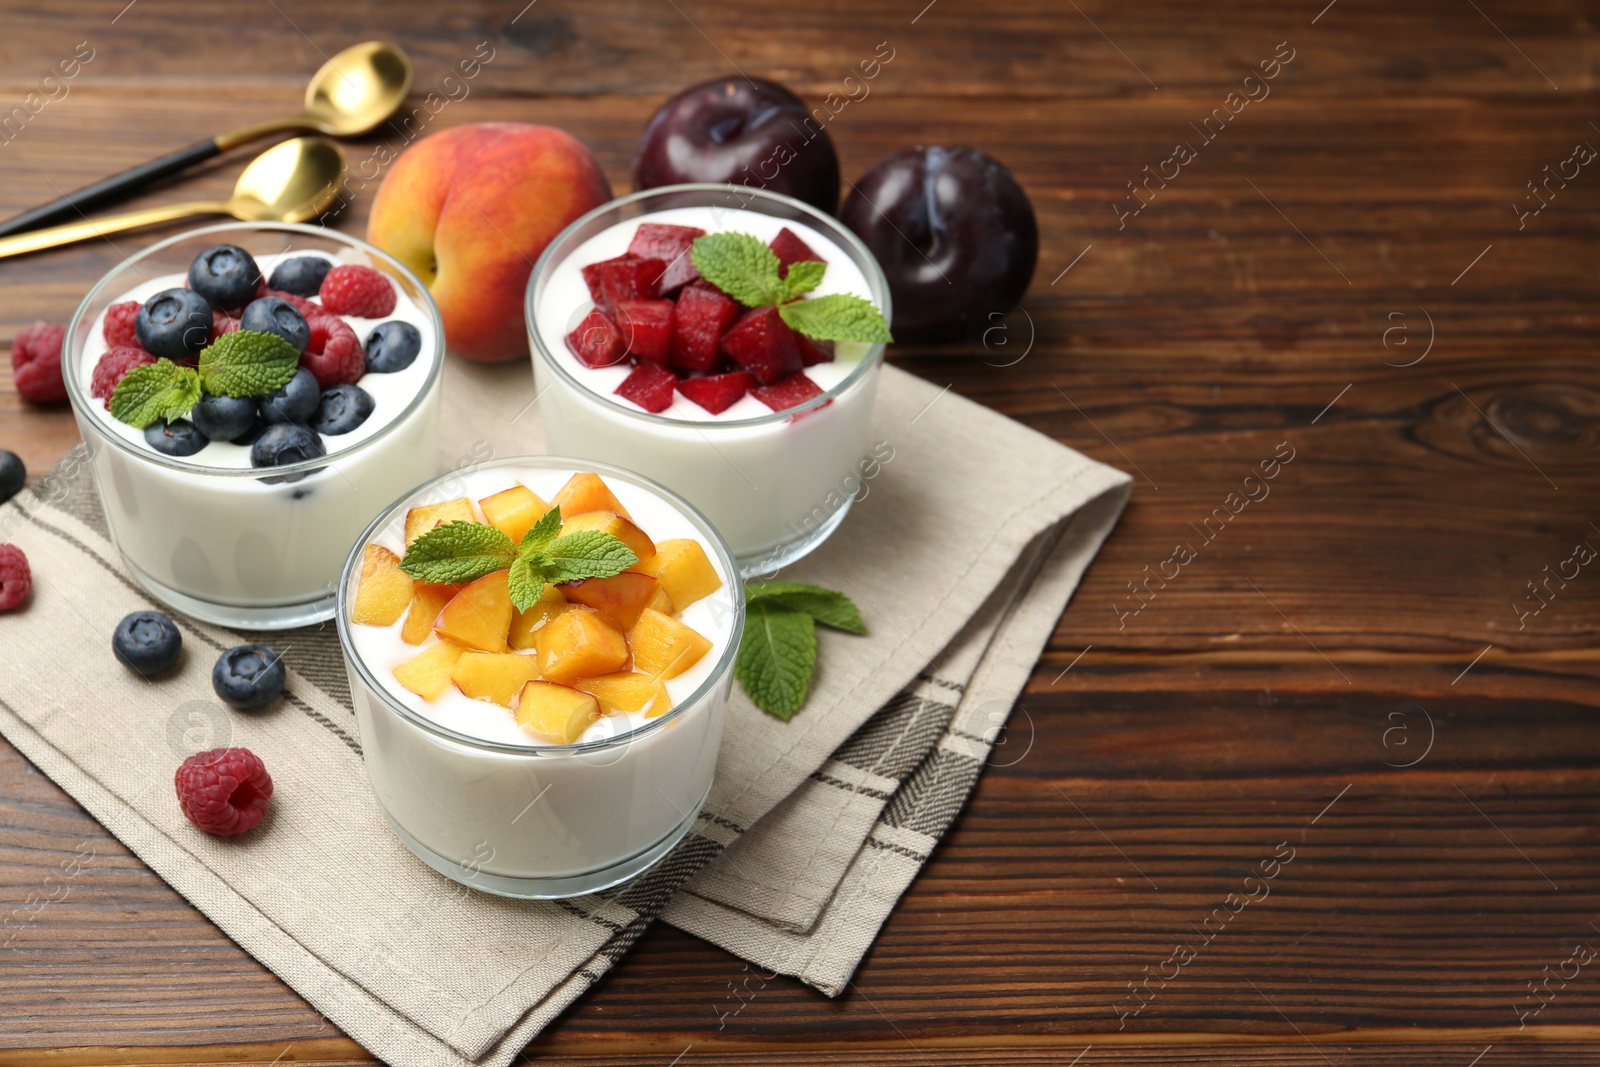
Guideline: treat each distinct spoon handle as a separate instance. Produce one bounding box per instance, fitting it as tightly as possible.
[0,138,224,238]
[0,200,231,260]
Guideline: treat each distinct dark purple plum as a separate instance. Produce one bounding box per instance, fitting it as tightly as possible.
[839,146,1038,343]
[632,77,840,213]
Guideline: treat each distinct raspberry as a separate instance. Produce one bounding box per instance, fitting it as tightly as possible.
[103,301,141,347]
[11,321,67,404]
[174,747,274,837]
[300,312,364,388]
[262,289,321,319]
[319,265,395,318]
[0,544,31,611]
[91,345,156,405]
[211,310,241,340]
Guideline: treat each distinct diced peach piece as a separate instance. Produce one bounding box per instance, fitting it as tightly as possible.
[352,545,413,626]
[401,582,461,645]
[646,586,673,614]
[559,572,659,631]
[629,538,721,611]
[404,497,476,546]
[561,510,655,565]
[393,640,467,701]
[627,608,712,679]
[434,571,513,653]
[575,671,673,718]
[535,607,629,684]
[451,652,542,707]
[515,681,601,744]
[508,585,570,650]
[552,472,632,521]
[478,483,551,543]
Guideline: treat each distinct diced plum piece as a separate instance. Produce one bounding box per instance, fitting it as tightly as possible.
[628,223,705,293]
[677,370,753,415]
[796,334,835,366]
[565,308,627,368]
[614,299,674,364]
[580,254,664,311]
[669,282,739,371]
[770,227,823,278]
[615,361,678,413]
[751,372,825,413]
[719,305,804,384]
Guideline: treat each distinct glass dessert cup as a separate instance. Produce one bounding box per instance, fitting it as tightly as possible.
[526,184,891,577]
[336,456,744,899]
[63,221,444,630]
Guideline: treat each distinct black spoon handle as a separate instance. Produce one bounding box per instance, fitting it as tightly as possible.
[0,137,223,237]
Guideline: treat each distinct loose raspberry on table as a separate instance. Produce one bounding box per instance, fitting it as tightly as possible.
[91,345,156,405]
[103,301,142,347]
[301,312,364,388]
[0,544,31,612]
[11,321,67,404]
[174,747,274,837]
[319,264,396,318]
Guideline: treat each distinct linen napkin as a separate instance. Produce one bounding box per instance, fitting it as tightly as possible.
[0,361,1128,1066]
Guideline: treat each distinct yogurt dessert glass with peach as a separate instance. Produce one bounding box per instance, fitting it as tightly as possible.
[337,458,742,898]
[63,222,443,629]
[527,185,891,575]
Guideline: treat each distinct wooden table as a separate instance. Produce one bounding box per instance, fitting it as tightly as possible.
[4,1,1599,1063]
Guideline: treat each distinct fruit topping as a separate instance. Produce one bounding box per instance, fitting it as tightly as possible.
[769,227,822,277]
[394,640,467,701]
[259,366,320,424]
[267,255,333,297]
[91,345,156,404]
[676,370,752,415]
[136,289,214,361]
[509,585,571,650]
[188,245,263,311]
[319,264,397,318]
[112,610,182,677]
[581,254,664,311]
[719,305,804,384]
[750,371,824,412]
[565,308,626,368]
[301,312,365,389]
[514,681,601,744]
[144,418,209,457]
[667,282,739,371]
[796,334,835,366]
[452,652,541,707]
[560,571,660,631]
[174,747,274,837]
[629,537,722,611]
[102,301,142,347]
[190,393,258,442]
[311,383,374,435]
[352,545,414,627]
[210,312,241,340]
[575,672,672,717]
[0,451,22,506]
[240,297,311,354]
[364,320,422,373]
[561,510,656,564]
[10,321,67,404]
[627,607,712,679]
[404,497,475,545]
[627,223,706,292]
[614,360,677,413]
[402,582,460,645]
[552,472,633,520]
[0,544,31,611]
[212,645,287,709]
[614,299,674,363]
[479,483,551,542]
[250,423,324,471]
[435,571,514,652]
[535,607,629,684]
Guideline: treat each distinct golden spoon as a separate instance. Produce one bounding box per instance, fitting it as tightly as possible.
[0,137,347,259]
[0,41,408,237]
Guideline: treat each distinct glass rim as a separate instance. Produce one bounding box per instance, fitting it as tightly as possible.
[62,220,446,480]
[524,183,892,430]
[335,454,746,756]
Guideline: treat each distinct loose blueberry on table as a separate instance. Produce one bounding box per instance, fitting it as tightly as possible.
[212,644,287,710]
[112,609,183,677]
[0,450,24,505]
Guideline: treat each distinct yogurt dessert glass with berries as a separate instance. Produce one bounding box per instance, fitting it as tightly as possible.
[63,222,443,628]
[527,185,892,575]
[337,458,742,897]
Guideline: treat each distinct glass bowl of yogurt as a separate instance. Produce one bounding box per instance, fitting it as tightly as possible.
[337,456,742,898]
[63,221,444,629]
[525,184,891,576]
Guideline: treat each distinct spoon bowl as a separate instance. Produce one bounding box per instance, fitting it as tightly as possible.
[300,41,414,138]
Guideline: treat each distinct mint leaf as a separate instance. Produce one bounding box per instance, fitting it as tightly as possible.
[542,530,638,584]
[747,581,866,634]
[736,601,817,719]
[109,359,202,429]
[781,259,826,299]
[507,554,546,611]
[691,233,785,307]
[198,329,300,398]
[400,521,516,584]
[518,506,563,558]
[778,294,893,344]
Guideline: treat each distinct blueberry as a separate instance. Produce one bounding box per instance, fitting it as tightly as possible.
[112,610,182,677]
[236,417,270,446]
[259,367,320,424]
[187,244,262,310]
[144,418,209,457]
[364,320,422,373]
[212,644,285,709]
[190,393,258,443]
[267,255,332,297]
[0,450,23,505]
[311,384,374,435]
[250,422,324,469]
[240,296,310,354]
[136,288,214,360]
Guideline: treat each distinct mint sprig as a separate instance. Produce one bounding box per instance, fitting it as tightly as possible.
[736,582,868,719]
[109,359,203,429]
[399,507,638,611]
[688,232,893,344]
[109,329,302,429]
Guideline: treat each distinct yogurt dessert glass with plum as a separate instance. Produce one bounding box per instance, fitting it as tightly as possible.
[63,222,443,628]
[337,458,742,897]
[527,185,892,574]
